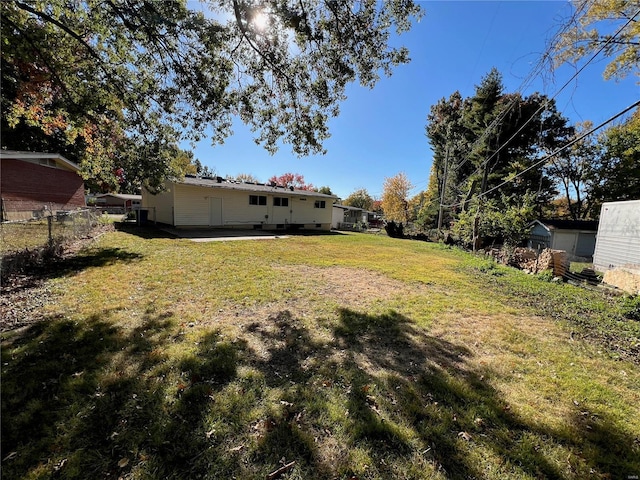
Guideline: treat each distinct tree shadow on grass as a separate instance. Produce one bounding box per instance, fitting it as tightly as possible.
[1,307,243,479]
[2,306,639,479]
[329,308,639,479]
[1,247,144,294]
[1,247,144,293]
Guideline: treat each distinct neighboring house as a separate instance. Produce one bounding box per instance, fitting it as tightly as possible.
[331,205,379,230]
[527,219,598,259]
[142,175,337,230]
[332,204,348,229]
[91,193,141,213]
[0,150,86,221]
[593,200,640,272]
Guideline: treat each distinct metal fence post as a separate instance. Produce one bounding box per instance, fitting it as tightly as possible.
[48,215,53,247]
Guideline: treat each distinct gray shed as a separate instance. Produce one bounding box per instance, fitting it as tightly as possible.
[527,219,598,259]
[593,200,640,272]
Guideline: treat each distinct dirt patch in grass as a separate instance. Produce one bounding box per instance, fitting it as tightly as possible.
[272,264,430,308]
[190,264,432,351]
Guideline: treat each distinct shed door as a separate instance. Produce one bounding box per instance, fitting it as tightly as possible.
[209,197,222,226]
[553,232,576,255]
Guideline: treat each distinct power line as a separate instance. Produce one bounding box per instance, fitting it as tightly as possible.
[438,6,640,209]
[452,99,640,208]
[447,0,591,175]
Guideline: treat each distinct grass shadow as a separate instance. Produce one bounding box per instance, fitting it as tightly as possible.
[1,247,145,293]
[114,222,178,239]
[2,306,639,479]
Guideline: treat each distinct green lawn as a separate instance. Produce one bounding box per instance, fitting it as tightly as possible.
[2,227,639,479]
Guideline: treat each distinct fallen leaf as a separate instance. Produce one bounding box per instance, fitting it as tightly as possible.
[458,431,472,441]
[118,458,129,468]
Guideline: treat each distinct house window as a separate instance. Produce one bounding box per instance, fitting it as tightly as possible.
[273,197,289,207]
[249,195,267,205]
[314,200,326,209]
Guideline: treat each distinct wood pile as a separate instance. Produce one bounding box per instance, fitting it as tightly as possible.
[507,248,568,275]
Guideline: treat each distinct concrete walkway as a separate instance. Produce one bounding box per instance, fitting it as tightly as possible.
[160,228,289,242]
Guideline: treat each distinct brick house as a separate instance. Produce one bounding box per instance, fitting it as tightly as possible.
[1,150,86,221]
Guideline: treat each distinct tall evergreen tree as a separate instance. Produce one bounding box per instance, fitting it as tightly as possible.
[424,68,572,240]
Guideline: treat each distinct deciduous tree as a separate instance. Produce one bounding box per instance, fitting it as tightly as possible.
[343,188,374,211]
[591,107,640,208]
[546,121,602,220]
[1,0,422,189]
[268,172,314,190]
[316,186,333,195]
[231,173,260,183]
[381,173,413,223]
[555,0,640,81]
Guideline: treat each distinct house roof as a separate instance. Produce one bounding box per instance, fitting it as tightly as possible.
[177,175,338,199]
[335,204,376,214]
[95,193,141,200]
[532,219,599,232]
[0,150,80,172]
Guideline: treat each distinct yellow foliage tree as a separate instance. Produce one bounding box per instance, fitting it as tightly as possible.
[381,172,413,223]
[555,0,640,80]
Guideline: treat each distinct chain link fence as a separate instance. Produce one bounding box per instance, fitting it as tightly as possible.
[1,209,100,280]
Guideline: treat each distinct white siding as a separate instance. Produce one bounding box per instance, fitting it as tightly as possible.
[142,186,174,225]
[145,180,334,229]
[332,206,345,229]
[174,184,210,226]
[222,189,270,226]
[593,200,640,271]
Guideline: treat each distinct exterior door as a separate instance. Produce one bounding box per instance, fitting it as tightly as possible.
[209,197,222,226]
[553,232,576,255]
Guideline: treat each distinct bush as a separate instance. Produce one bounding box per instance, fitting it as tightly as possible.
[384,221,404,238]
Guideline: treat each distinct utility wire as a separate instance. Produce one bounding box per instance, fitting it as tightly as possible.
[450,99,640,208]
[448,0,591,174]
[439,7,640,209]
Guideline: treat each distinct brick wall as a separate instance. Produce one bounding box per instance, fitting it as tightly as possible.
[1,159,86,214]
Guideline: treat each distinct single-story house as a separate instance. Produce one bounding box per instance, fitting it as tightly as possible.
[142,175,337,230]
[332,204,348,229]
[593,200,640,272]
[331,204,379,230]
[90,193,141,213]
[527,219,598,259]
[0,150,86,221]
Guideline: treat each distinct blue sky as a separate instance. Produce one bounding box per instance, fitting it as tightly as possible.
[185,1,639,200]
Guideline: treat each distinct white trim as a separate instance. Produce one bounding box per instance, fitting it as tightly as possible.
[0,150,80,172]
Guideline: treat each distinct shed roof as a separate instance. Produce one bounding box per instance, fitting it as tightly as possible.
[177,175,338,199]
[533,219,599,232]
[95,193,142,200]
